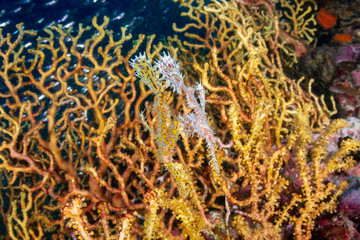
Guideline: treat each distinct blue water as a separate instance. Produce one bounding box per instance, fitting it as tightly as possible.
[0,0,184,38]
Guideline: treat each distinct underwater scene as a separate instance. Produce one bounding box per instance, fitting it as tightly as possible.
[0,0,359,239]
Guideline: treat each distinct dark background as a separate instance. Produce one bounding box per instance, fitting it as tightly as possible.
[0,0,184,39]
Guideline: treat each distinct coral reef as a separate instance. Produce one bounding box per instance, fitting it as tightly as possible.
[0,0,359,239]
